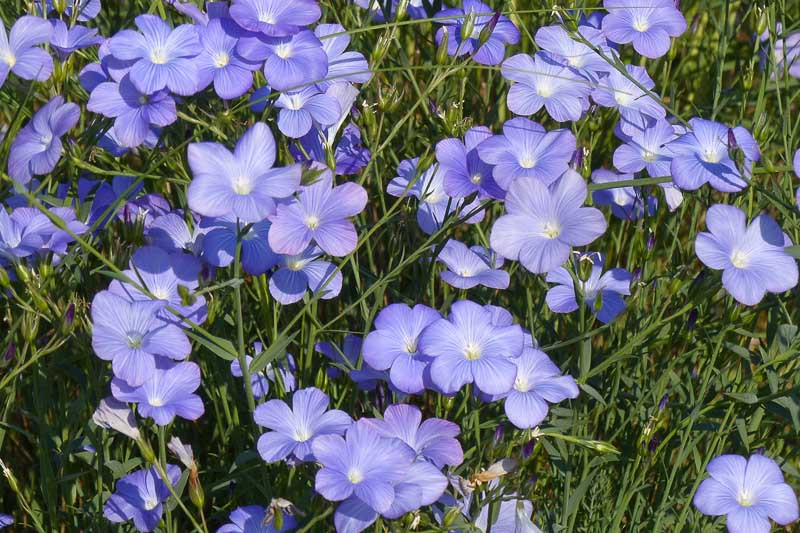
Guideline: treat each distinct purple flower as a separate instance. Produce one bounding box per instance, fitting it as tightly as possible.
[231,342,297,398]
[0,514,12,529]
[254,386,351,463]
[546,251,632,323]
[490,170,607,274]
[436,239,509,290]
[8,96,80,185]
[107,245,207,326]
[794,148,800,209]
[268,175,366,257]
[602,0,687,59]
[316,335,388,390]
[693,454,799,533]
[591,169,657,221]
[434,0,520,66]
[315,24,371,89]
[0,207,61,262]
[669,118,754,192]
[237,30,328,91]
[91,290,191,386]
[435,126,504,200]
[201,217,280,275]
[613,118,676,177]
[362,303,440,394]
[387,157,484,235]
[49,20,103,60]
[275,86,341,138]
[103,465,181,532]
[146,212,206,256]
[353,0,426,21]
[695,204,798,305]
[229,0,321,37]
[0,16,53,88]
[218,505,297,533]
[111,360,204,426]
[37,0,101,21]
[88,74,177,149]
[534,24,613,80]
[500,347,578,429]
[294,122,371,176]
[312,419,416,514]
[418,300,524,395]
[476,117,576,189]
[591,65,666,130]
[195,18,261,100]
[269,245,342,304]
[187,123,301,223]
[501,52,592,122]
[364,404,463,468]
[109,15,201,96]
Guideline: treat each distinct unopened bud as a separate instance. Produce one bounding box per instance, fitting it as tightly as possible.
[436,28,450,65]
[658,394,668,411]
[177,285,195,307]
[522,439,536,458]
[395,0,410,21]
[60,303,76,334]
[592,291,604,314]
[189,471,205,509]
[138,438,157,464]
[371,34,392,65]
[443,506,462,527]
[647,232,656,251]
[272,509,284,531]
[460,10,477,43]
[493,424,504,445]
[477,10,501,47]
[687,308,698,330]
[0,266,10,288]
[93,397,141,440]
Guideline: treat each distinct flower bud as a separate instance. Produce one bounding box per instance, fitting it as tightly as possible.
[687,308,698,331]
[22,313,39,343]
[592,290,604,314]
[2,343,15,368]
[14,263,30,284]
[177,285,195,307]
[60,303,76,334]
[273,509,284,531]
[658,394,668,411]
[493,424,504,445]
[138,438,157,465]
[477,10,501,48]
[395,0,410,21]
[460,10,477,43]
[647,232,656,251]
[436,28,450,65]
[0,460,20,494]
[93,398,141,440]
[371,34,392,65]
[522,439,536,458]
[189,472,205,510]
[443,506,463,528]
[0,266,9,288]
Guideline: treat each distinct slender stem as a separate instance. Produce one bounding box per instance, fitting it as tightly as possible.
[158,426,173,533]
[233,229,257,422]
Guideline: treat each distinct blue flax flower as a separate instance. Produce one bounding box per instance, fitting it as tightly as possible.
[364,404,463,468]
[477,117,576,189]
[275,86,341,138]
[218,505,297,532]
[195,18,261,100]
[237,29,328,91]
[187,123,301,223]
[435,126,503,200]
[695,204,798,305]
[591,65,666,131]
[419,300,524,395]
[91,290,191,386]
[490,170,607,274]
[0,16,53,88]
[434,0,520,66]
[546,252,632,323]
[502,52,592,123]
[362,303,440,394]
[693,454,799,533]
[534,24,612,81]
[268,175,367,257]
[315,24,371,89]
[316,335,389,390]
[200,216,280,275]
[49,20,103,60]
[436,239,509,290]
[254,386,351,463]
[109,14,201,95]
[591,169,657,221]
[268,245,342,304]
[229,0,321,37]
[8,96,80,185]
[602,0,687,59]
[104,465,181,532]
[111,360,204,426]
[36,0,101,21]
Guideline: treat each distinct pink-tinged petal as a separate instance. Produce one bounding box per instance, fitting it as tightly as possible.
[505,391,549,429]
[234,122,276,173]
[693,478,739,516]
[256,431,298,463]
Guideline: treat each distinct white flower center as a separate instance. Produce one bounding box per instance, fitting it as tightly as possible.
[126,332,144,349]
[274,43,292,59]
[304,215,320,229]
[403,338,417,354]
[347,469,363,484]
[730,249,749,268]
[138,94,149,106]
[642,149,657,162]
[143,497,159,511]
[294,429,311,442]
[149,396,164,407]
[457,268,473,277]
[514,376,530,392]
[537,82,554,98]
[633,18,650,32]
[615,90,633,106]
[463,341,482,360]
[737,489,755,507]
[149,49,168,65]
[2,51,16,68]
[232,175,253,195]
[258,10,276,24]
[470,173,483,185]
[286,94,304,110]
[287,259,305,271]
[542,221,561,239]
[568,55,584,68]
[40,133,53,145]
[519,155,536,169]
[701,148,723,164]
[213,52,230,68]
[152,288,170,300]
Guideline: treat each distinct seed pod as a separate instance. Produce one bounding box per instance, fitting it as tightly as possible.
[436,28,450,65]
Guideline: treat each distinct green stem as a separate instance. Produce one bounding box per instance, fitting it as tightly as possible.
[233,229,257,425]
[158,426,173,533]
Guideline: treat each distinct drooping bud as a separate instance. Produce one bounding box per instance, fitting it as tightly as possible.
[92,397,141,441]
[493,424,505,445]
[658,394,668,411]
[2,343,15,367]
[477,10,501,48]
[522,439,536,458]
[472,458,517,484]
[647,232,656,251]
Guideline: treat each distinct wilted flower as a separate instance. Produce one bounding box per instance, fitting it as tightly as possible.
[693,454,799,533]
[91,397,141,440]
